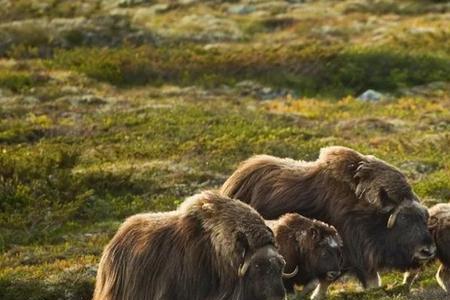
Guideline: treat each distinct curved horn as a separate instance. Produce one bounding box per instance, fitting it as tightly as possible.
[238,259,251,277]
[387,204,403,229]
[282,265,298,279]
[387,201,413,228]
[387,211,398,229]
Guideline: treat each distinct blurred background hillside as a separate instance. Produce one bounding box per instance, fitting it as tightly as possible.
[0,1,449,299]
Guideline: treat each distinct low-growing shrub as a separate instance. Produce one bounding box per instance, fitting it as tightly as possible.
[0,71,35,92]
[49,45,450,96]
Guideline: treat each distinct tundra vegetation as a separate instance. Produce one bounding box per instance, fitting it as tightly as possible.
[0,0,449,299]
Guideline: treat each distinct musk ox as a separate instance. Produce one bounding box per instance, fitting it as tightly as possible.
[267,213,343,299]
[404,203,450,293]
[220,146,436,293]
[221,146,419,220]
[93,190,292,300]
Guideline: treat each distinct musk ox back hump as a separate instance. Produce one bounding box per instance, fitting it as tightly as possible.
[93,190,279,300]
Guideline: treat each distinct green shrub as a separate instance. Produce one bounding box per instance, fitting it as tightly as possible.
[49,45,450,96]
[0,71,35,92]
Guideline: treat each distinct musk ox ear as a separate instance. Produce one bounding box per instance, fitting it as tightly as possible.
[237,231,250,277]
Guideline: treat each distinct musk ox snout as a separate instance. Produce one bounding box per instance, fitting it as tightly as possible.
[384,201,434,269]
[242,245,287,300]
[413,244,436,262]
[326,270,341,281]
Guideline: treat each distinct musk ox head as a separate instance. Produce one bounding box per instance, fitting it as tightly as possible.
[320,146,419,217]
[183,191,288,300]
[299,220,344,281]
[353,157,418,213]
[237,232,288,300]
[385,201,436,268]
[272,214,344,284]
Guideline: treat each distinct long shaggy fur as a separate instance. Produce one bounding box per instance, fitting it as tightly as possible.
[221,146,433,287]
[267,213,343,293]
[404,203,450,292]
[429,204,450,268]
[221,146,417,222]
[93,191,277,300]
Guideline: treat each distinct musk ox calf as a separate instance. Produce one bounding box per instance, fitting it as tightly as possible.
[221,146,435,291]
[93,191,291,300]
[404,203,450,293]
[267,213,343,299]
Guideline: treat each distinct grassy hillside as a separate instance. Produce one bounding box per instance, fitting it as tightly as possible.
[0,0,449,299]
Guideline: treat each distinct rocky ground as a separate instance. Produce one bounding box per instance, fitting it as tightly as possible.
[0,0,449,299]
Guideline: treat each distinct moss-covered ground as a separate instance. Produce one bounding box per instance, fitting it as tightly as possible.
[0,0,449,299]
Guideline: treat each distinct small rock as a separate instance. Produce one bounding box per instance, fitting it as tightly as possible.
[358,89,384,102]
[227,5,256,15]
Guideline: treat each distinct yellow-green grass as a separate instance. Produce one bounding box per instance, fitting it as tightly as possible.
[0,0,449,299]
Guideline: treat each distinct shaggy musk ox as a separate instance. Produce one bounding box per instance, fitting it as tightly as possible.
[404,203,450,293]
[221,146,436,292]
[221,146,420,219]
[93,191,292,300]
[267,213,343,299]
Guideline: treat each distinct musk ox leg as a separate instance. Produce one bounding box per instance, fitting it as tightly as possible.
[436,264,450,293]
[402,270,420,292]
[363,272,382,289]
[310,279,330,300]
[296,279,319,297]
